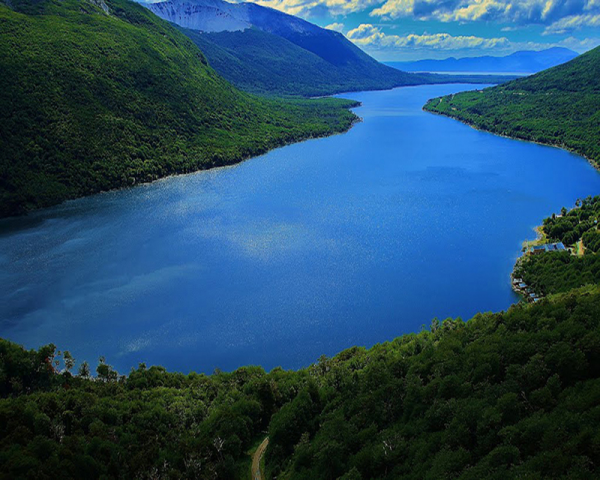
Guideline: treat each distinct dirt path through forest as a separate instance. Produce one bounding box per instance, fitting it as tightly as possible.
[252,437,269,480]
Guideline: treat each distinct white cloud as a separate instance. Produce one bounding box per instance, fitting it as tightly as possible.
[325,22,346,32]
[243,0,600,35]
[241,0,600,34]
[346,24,510,50]
[344,23,600,59]
[557,35,600,50]
[544,13,600,34]
[246,0,380,18]
[370,0,600,30]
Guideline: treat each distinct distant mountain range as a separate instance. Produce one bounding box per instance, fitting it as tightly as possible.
[141,0,507,97]
[389,48,578,74]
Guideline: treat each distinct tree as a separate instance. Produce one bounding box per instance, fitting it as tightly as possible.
[96,357,118,382]
[63,351,75,374]
[78,361,90,379]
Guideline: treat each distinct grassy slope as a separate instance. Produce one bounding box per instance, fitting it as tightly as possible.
[179,27,514,97]
[1,285,600,478]
[424,46,600,168]
[0,0,358,217]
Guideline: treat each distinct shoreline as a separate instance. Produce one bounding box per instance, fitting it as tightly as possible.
[308,75,506,100]
[423,102,599,303]
[423,106,599,172]
[509,226,545,302]
[0,105,364,222]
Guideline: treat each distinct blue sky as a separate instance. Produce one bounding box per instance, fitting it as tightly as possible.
[245,0,600,60]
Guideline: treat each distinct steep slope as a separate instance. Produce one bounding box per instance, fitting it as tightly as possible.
[390,47,578,73]
[141,0,430,96]
[143,0,377,65]
[425,46,600,167]
[0,0,358,218]
[179,26,424,96]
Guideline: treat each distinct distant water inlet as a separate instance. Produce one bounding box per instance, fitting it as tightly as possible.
[2,84,600,374]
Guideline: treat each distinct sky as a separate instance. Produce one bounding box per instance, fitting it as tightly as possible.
[243,0,600,60]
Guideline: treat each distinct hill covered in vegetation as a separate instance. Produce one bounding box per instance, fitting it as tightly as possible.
[0,0,358,218]
[178,26,420,97]
[1,284,600,478]
[424,46,600,168]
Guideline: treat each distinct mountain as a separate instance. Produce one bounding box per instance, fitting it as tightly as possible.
[141,0,422,96]
[140,0,505,97]
[424,46,600,167]
[177,25,424,97]
[143,0,389,66]
[390,47,578,74]
[0,0,358,218]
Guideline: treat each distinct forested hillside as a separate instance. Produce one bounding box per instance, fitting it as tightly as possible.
[0,0,358,218]
[144,0,509,98]
[180,27,512,97]
[424,46,600,167]
[1,285,600,478]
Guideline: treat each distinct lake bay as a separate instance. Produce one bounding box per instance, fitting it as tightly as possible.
[2,84,600,374]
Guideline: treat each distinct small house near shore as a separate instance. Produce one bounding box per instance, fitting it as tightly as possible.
[530,242,566,255]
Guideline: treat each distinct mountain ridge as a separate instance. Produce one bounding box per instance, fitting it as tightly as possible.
[390,47,578,73]
[141,0,514,97]
[140,0,417,96]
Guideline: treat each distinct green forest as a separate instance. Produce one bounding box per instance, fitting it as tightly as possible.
[0,0,359,218]
[2,284,600,479]
[424,46,600,168]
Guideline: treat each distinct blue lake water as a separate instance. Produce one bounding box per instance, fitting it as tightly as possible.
[2,84,600,375]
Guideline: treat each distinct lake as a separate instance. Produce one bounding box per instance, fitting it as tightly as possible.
[2,84,600,375]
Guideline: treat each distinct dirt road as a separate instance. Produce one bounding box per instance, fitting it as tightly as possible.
[251,437,269,480]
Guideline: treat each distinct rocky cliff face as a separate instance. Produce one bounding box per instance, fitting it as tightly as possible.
[142,0,383,67]
[142,0,319,34]
[144,0,250,32]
